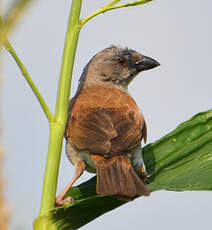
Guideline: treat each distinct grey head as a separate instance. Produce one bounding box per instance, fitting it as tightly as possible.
[77,45,160,92]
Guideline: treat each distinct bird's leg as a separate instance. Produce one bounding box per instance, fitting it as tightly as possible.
[55,160,86,206]
[140,164,150,184]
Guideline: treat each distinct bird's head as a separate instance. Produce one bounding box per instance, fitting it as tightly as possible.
[78,46,160,91]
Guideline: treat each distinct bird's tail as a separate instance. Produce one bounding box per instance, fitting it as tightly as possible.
[91,154,150,198]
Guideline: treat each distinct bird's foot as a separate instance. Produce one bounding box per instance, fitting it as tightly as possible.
[55,196,75,207]
[142,177,150,185]
[141,165,150,185]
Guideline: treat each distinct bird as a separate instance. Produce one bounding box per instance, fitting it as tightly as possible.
[56,45,160,206]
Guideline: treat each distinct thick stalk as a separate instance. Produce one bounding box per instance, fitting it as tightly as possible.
[39,122,64,215]
[39,0,82,216]
[55,0,82,123]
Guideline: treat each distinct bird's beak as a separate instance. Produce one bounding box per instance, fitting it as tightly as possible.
[134,55,160,72]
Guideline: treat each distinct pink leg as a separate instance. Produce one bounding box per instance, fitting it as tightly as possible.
[55,160,86,206]
[141,165,150,184]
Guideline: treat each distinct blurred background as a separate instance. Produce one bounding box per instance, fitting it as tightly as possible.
[1,0,212,229]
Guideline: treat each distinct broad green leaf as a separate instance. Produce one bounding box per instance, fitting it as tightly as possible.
[40,110,212,229]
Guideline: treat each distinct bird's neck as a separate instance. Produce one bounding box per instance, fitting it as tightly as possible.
[81,73,128,92]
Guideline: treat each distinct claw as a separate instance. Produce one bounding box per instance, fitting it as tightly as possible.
[142,177,150,185]
[55,160,85,207]
[140,165,150,184]
[55,196,75,207]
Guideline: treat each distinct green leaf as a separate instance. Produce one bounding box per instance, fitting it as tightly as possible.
[145,110,212,191]
[42,110,212,229]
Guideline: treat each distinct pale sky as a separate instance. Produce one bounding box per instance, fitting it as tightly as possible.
[2,0,212,229]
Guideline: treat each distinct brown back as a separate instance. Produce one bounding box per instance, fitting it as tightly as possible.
[65,86,147,156]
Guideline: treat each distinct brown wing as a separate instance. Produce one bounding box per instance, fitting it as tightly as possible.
[65,86,146,156]
[66,106,118,154]
[66,107,145,156]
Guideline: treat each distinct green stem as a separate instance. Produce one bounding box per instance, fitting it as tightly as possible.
[39,0,82,216]
[39,122,64,215]
[0,0,33,47]
[55,0,82,124]
[80,0,120,27]
[104,0,121,7]
[4,39,54,121]
[108,0,153,10]
[80,0,152,26]
[4,0,34,32]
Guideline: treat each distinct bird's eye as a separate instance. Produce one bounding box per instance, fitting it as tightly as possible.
[118,57,127,65]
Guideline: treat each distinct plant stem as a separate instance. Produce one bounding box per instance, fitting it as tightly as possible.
[55,0,82,124]
[39,122,64,215]
[104,0,121,7]
[39,0,82,216]
[80,0,152,26]
[4,39,54,121]
[4,0,34,33]
[80,0,120,27]
[0,0,34,49]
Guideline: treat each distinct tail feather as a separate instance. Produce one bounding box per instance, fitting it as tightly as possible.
[91,154,150,198]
